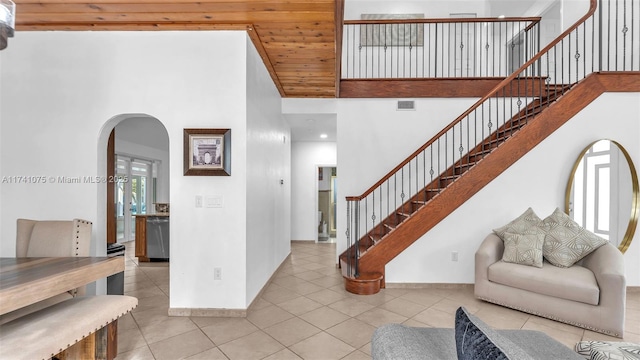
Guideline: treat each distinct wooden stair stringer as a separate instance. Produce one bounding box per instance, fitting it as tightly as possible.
[355,72,638,276]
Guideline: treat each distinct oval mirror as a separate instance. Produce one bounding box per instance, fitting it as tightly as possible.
[565,140,639,253]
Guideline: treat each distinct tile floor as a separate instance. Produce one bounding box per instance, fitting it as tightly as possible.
[117,241,640,360]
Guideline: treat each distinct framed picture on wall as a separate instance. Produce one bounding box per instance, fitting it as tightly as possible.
[183,128,231,176]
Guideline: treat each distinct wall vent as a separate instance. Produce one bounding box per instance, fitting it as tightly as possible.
[397,100,416,111]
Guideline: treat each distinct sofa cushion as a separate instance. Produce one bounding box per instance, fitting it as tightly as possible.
[372,324,457,360]
[455,307,534,360]
[541,208,608,268]
[493,207,544,240]
[502,231,545,268]
[488,260,600,305]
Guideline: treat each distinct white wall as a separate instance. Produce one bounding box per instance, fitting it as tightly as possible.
[291,142,337,241]
[245,38,292,305]
[0,30,289,309]
[337,93,640,286]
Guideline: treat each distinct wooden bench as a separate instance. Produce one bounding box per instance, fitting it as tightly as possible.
[0,295,137,360]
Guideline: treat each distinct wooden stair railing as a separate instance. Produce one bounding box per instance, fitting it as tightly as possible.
[340,0,639,295]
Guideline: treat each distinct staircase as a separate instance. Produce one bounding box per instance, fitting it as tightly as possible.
[340,0,640,294]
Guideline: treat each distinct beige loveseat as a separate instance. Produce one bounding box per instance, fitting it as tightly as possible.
[475,233,626,337]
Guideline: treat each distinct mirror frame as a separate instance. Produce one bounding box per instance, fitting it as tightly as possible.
[565,140,639,253]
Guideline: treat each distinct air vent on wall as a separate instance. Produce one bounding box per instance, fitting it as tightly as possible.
[397,100,416,111]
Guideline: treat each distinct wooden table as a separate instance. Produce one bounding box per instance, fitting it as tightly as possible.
[0,257,124,315]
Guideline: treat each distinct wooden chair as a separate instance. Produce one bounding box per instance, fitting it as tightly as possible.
[0,218,92,325]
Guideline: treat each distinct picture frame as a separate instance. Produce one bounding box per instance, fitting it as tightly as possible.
[183,128,231,176]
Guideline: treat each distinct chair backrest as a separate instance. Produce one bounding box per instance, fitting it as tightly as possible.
[16,218,93,296]
[16,219,92,258]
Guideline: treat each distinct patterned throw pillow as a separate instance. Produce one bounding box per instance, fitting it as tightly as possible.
[502,231,545,268]
[575,340,640,360]
[493,207,543,240]
[541,208,608,268]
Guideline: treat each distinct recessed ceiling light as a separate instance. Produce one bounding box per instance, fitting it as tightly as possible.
[320,133,328,139]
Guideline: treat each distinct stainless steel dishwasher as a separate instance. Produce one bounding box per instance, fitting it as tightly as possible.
[146,216,169,260]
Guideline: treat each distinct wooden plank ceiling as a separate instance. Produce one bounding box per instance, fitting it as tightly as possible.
[14,0,339,98]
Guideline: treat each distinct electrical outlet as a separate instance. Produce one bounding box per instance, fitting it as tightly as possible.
[451,251,459,262]
[214,267,222,280]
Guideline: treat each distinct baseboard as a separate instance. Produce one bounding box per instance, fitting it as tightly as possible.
[627,286,640,293]
[385,283,474,289]
[168,307,246,317]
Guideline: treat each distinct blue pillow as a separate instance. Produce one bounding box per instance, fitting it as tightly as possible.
[455,307,533,360]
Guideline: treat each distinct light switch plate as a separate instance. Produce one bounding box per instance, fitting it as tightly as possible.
[205,195,223,208]
[195,195,203,208]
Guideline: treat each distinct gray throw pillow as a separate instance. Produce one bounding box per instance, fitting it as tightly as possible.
[493,207,543,240]
[502,231,545,268]
[454,307,534,360]
[541,208,608,268]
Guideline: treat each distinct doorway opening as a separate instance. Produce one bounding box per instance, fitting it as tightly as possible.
[318,166,337,242]
[116,156,156,242]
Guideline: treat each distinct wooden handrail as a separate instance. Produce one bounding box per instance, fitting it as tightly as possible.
[346,0,597,201]
[344,17,541,25]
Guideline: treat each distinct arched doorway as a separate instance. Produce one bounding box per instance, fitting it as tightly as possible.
[96,114,170,253]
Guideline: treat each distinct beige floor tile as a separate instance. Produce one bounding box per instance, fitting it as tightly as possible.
[199,318,260,345]
[326,318,377,348]
[131,307,172,327]
[328,298,375,317]
[289,332,355,360]
[286,281,326,296]
[247,304,295,329]
[263,317,321,346]
[432,297,480,314]
[305,289,347,305]
[184,347,230,360]
[299,307,351,330]
[249,297,273,311]
[294,270,325,282]
[521,320,582,349]
[309,276,343,288]
[139,317,199,344]
[526,314,585,336]
[356,307,408,327]
[126,286,167,300]
[359,343,372,356]
[118,312,139,332]
[131,294,170,313]
[218,331,285,360]
[148,329,215,360]
[342,350,372,360]
[276,296,324,316]
[412,307,455,328]
[262,348,303,360]
[399,290,445,307]
[262,287,301,305]
[116,344,155,360]
[354,291,399,306]
[118,326,149,354]
[378,297,427,318]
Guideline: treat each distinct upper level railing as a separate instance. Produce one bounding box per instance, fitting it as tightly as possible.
[343,0,639,278]
[342,17,541,79]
